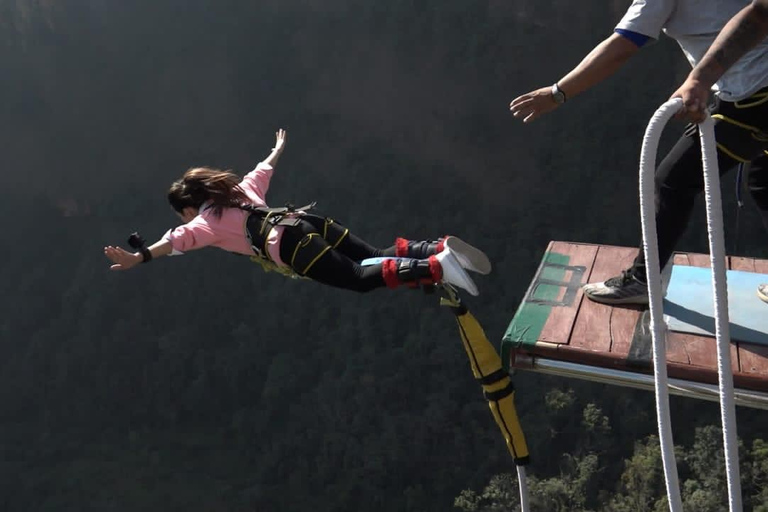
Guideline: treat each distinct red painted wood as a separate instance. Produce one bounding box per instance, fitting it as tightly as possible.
[538,242,598,345]
[509,242,768,393]
[570,245,639,356]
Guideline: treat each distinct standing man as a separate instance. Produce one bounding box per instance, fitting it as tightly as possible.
[510,0,768,305]
[673,0,768,304]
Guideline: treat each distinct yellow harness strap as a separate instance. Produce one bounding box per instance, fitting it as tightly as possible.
[711,113,768,163]
[248,253,307,280]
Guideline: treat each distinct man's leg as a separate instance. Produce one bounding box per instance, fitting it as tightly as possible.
[747,155,768,234]
[584,116,743,304]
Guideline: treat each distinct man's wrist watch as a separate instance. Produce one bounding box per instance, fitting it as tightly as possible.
[551,82,567,104]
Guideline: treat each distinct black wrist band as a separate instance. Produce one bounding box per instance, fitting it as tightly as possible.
[140,247,153,263]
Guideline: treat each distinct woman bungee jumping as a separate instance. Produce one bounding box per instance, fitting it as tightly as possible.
[103,129,490,295]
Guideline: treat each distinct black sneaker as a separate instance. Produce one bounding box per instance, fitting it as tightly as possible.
[583,270,649,305]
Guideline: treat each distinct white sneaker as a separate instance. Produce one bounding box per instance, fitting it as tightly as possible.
[758,284,768,305]
[435,248,479,296]
[443,237,492,275]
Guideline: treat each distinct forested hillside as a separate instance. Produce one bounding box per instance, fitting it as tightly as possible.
[2,1,766,510]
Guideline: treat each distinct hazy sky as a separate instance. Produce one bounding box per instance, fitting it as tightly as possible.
[4,0,689,226]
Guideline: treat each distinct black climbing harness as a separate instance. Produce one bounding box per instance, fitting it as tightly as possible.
[241,202,316,260]
[241,202,350,278]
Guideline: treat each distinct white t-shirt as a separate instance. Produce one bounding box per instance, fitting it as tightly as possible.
[616,0,768,101]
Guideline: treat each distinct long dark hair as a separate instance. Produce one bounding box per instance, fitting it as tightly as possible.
[167,167,249,218]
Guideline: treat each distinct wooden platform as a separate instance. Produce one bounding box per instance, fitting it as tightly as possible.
[502,241,768,398]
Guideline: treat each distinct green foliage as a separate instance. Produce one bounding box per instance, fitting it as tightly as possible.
[2,1,767,511]
[460,417,768,512]
[455,473,520,512]
[607,436,665,512]
[745,439,768,510]
[679,425,730,511]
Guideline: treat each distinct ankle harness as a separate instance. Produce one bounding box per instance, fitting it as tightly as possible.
[397,259,437,290]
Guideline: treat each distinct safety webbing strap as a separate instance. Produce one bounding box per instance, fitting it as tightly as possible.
[478,368,509,386]
[240,202,317,216]
[290,233,333,275]
[484,382,515,401]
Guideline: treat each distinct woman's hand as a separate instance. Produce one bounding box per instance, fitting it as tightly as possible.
[104,245,141,271]
[509,87,561,123]
[263,128,287,167]
[273,128,287,154]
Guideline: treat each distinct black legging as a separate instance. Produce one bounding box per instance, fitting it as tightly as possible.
[278,214,397,292]
[631,87,768,280]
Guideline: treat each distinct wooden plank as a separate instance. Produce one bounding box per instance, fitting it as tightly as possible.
[672,252,711,268]
[508,242,768,393]
[665,332,718,372]
[738,344,768,379]
[570,245,639,357]
[752,258,768,274]
[537,241,598,345]
[730,256,756,272]
[609,303,645,359]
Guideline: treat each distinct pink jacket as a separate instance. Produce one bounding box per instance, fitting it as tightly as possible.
[163,162,287,265]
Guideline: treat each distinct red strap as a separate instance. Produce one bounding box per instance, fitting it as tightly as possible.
[428,255,442,282]
[395,237,409,257]
[381,259,400,289]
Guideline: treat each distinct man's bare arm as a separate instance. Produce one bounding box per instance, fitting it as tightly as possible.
[690,0,768,87]
[673,0,768,122]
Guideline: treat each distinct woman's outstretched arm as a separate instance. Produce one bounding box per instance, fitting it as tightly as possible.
[261,128,287,167]
[104,239,173,271]
[240,129,288,202]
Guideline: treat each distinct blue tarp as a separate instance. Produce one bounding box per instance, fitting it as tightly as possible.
[664,265,768,346]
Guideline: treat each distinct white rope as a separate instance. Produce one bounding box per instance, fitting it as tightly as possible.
[698,115,743,512]
[639,98,684,512]
[516,465,530,512]
[641,98,743,511]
